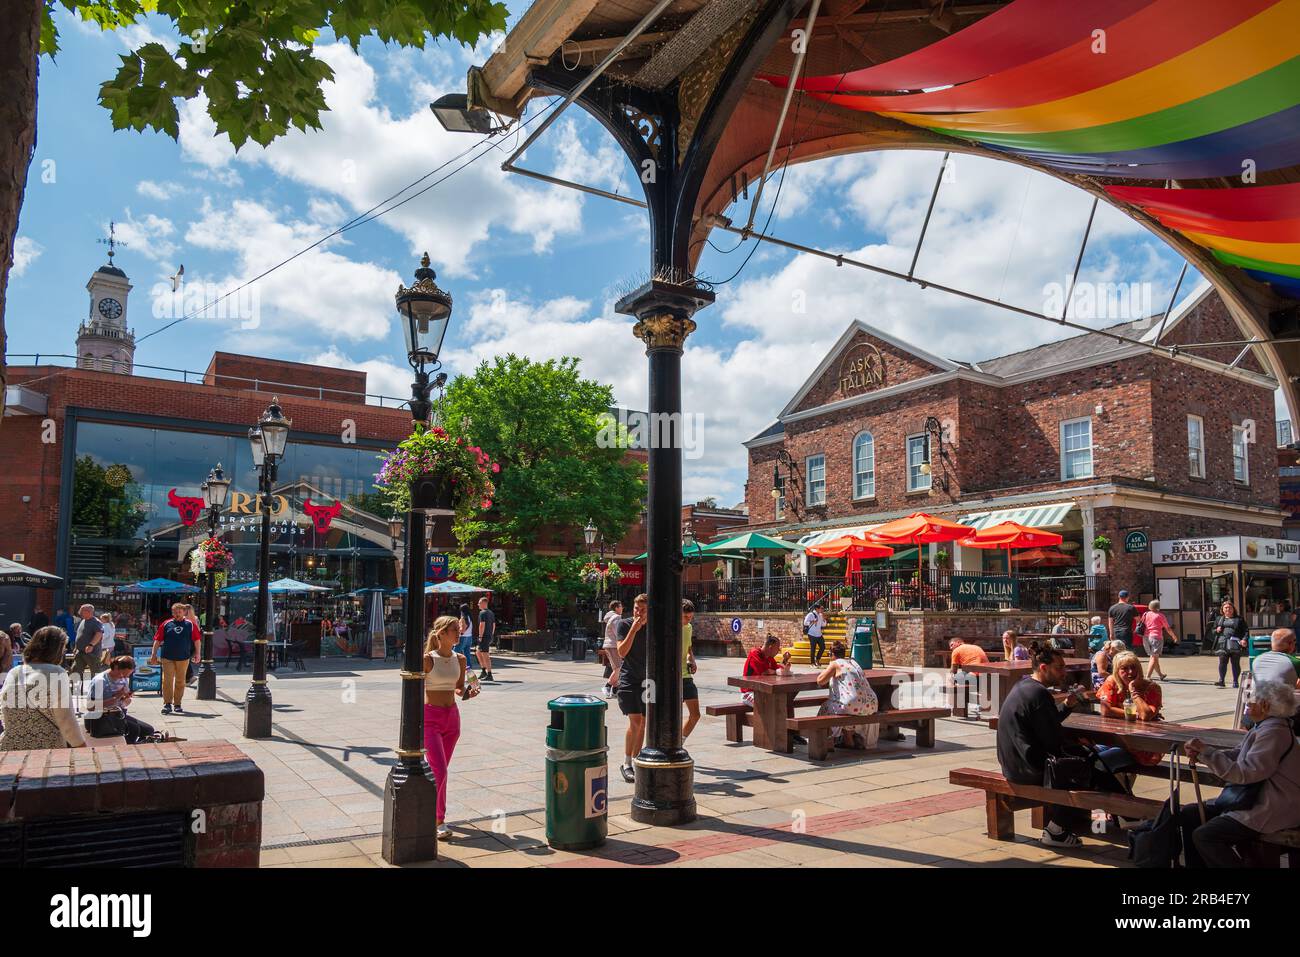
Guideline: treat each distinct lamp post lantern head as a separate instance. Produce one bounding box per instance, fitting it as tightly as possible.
[583,520,597,549]
[248,426,266,468]
[397,253,453,369]
[259,398,292,458]
[205,463,231,508]
[388,515,404,542]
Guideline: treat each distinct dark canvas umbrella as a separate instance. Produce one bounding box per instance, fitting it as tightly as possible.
[0,557,62,588]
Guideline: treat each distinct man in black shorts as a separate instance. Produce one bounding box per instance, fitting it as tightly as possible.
[682,599,700,740]
[1108,589,1136,651]
[476,595,495,682]
[615,593,649,783]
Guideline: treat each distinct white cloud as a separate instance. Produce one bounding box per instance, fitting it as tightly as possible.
[12,237,42,277]
[182,197,403,347]
[136,180,181,201]
[176,42,608,278]
[307,348,413,404]
[109,212,177,263]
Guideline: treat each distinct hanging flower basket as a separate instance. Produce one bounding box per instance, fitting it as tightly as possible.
[189,536,233,580]
[580,561,622,585]
[376,424,499,522]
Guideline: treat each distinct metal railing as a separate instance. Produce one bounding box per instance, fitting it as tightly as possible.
[674,571,1111,616]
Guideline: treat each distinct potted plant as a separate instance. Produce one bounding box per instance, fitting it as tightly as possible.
[935,549,951,569]
[712,564,725,580]
[375,424,499,521]
[189,536,233,580]
[1092,534,1113,555]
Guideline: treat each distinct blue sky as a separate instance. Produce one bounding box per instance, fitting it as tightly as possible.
[10,5,1224,506]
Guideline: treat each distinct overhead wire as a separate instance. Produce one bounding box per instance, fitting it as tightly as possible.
[136,97,562,344]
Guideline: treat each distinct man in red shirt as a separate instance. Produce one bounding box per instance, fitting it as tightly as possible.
[740,637,805,745]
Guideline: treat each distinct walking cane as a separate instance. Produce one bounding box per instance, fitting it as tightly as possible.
[1189,757,1208,826]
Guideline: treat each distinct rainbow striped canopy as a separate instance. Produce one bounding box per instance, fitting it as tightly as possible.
[1106,182,1300,299]
[781,0,1300,298]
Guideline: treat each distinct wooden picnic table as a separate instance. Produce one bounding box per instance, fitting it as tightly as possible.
[961,657,1092,715]
[728,669,909,754]
[1062,712,1244,754]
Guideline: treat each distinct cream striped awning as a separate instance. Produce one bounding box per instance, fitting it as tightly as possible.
[796,523,883,550]
[960,502,1076,532]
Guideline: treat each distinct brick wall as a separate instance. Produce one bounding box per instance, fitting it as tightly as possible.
[0,740,263,867]
[205,352,369,405]
[744,292,1278,527]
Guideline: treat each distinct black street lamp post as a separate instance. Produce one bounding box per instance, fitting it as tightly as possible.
[197,463,230,701]
[245,398,291,739]
[383,253,453,866]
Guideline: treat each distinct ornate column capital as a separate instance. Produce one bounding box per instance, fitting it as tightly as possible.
[633,313,697,352]
[616,277,715,354]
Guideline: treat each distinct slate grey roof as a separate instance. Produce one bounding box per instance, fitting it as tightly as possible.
[746,420,785,444]
[976,317,1153,377]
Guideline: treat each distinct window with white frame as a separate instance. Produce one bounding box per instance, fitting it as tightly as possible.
[1060,417,1093,480]
[806,454,826,506]
[774,475,785,520]
[906,434,931,492]
[1187,414,1205,478]
[853,432,875,499]
[1232,425,1249,483]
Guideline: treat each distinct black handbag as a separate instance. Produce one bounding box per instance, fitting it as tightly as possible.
[1128,746,1185,867]
[1044,743,1101,790]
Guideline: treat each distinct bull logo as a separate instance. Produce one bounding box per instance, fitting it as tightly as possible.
[302,499,342,534]
[168,488,205,526]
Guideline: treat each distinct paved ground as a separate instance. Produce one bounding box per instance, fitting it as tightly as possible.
[122,649,1240,868]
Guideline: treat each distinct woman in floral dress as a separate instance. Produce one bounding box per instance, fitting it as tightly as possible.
[815,641,879,750]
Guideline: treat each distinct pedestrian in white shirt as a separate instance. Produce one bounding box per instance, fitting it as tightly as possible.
[803,604,828,666]
[98,613,117,668]
[601,600,624,698]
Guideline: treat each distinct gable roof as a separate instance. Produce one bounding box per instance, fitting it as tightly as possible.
[778,319,961,419]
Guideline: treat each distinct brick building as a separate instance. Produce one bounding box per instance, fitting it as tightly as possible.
[738,284,1287,645]
[0,257,655,633]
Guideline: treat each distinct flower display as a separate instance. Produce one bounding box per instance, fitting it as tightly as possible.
[375,424,499,520]
[190,536,233,579]
[580,560,622,585]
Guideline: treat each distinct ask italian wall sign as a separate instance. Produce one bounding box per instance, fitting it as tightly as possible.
[838,343,885,396]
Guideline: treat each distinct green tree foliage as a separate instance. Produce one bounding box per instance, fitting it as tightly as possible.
[71,455,147,538]
[441,355,645,625]
[40,0,508,148]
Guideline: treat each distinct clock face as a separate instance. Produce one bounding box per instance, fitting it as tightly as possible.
[98,298,123,320]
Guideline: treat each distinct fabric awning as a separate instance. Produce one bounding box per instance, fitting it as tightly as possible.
[796,524,882,550]
[960,502,1075,532]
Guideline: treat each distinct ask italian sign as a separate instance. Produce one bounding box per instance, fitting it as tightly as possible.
[951,575,1018,604]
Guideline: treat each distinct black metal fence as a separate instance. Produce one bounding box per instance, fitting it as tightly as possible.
[670,571,1111,615]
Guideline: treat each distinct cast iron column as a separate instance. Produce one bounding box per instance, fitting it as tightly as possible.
[197,505,218,700]
[244,464,275,738]
[381,508,438,863]
[617,280,714,826]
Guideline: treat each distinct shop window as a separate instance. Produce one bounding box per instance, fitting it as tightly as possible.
[906,434,931,492]
[1232,425,1249,484]
[1060,417,1093,480]
[1187,414,1205,478]
[852,431,875,499]
[805,454,825,507]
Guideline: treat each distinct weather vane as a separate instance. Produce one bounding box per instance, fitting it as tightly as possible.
[97,221,128,262]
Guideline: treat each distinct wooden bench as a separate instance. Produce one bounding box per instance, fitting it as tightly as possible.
[787,707,949,761]
[949,767,1164,841]
[706,695,830,744]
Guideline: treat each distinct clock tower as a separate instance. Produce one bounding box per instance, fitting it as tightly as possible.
[76,223,135,374]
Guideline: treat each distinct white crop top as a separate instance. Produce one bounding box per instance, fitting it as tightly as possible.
[425,650,461,691]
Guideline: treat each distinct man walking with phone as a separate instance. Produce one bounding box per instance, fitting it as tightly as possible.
[803,603,827,666]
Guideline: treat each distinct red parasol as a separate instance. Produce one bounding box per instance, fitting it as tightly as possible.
[958,521,1064,576]
[806,534,894,582]
[867,513,976,592]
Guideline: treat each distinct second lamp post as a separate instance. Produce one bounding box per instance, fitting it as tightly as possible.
[244,398,291,739]
[197,463,230,701]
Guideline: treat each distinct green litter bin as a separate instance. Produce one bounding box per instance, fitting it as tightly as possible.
[850,619,873,669]
[545,694,608,851]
